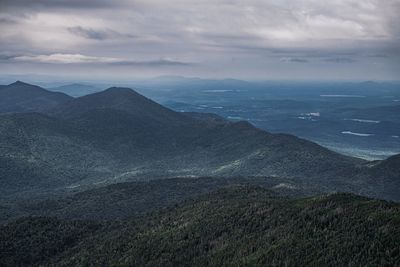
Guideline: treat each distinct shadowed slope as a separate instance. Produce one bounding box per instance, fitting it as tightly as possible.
[1,187,399,266]
[0,81,72,113]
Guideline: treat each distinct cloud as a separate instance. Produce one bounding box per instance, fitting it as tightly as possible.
[5,53,191,66]
[111,59,192,66]
[0,0,398,80]
[67,27,110,40]
[0,53,23,60]
[12,53,120,64]
[367,53,388,58]
[323,57,357,63]
[0,16,18,24]
[280,57,309,63]
[0,0,122,10]
[67,26,136,40]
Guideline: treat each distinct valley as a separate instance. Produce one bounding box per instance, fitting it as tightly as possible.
[0,81,399,266]
[1,1,399,265]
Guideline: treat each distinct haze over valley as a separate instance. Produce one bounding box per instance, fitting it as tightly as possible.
[0,0,399,266]
[12,78,396,160]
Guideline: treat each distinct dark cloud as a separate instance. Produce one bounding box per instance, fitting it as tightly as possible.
[110,59,193,67]
[67,27,111,40]
[0,53,192,67]
[0,0,398,80]
[324,57,357,63]
[367,54,388,58]
[280,57,309,63]
[0,54,21,60]
[0,0,121,10]
[290,58,309,63]
[0,17,18,24]
[270,48,360,58]
[67,26,137,40]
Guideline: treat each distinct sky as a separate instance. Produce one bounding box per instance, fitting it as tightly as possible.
[0,0,399,81]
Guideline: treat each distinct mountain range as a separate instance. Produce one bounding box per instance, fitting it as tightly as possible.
[47,83,101,97]
[1,80,399,266]
[0,81,399,202]
[0,81,72,113]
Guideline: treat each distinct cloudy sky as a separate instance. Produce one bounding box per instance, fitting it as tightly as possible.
[0,0,399,81]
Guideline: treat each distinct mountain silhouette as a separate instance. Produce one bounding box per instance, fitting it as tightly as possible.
[0,81,72,113]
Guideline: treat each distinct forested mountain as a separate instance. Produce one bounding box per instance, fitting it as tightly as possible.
[0,82,398,201]
[1,186,399,267]
[0,177,301,223]
[0,81,399,266]
[0,81,72,113]
[1,0,399,265]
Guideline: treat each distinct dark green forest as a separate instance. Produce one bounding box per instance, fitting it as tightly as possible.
[1,186,399,267]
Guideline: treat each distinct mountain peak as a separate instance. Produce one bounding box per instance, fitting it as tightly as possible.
[103,86,137,94]
[9,80,32,86]
[81,86,144,102]
[53,86,186,123]
[0,81,73,113]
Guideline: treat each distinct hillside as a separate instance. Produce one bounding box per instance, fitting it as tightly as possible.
[0,109,360,198]
[0,81,72,113]
[0,177,303,223]
[51,87,190,124]
[363,154,400,200]
[0,83,369,198]
[0,112,115,197]
[0,82,399,202]
[1,186,399,266]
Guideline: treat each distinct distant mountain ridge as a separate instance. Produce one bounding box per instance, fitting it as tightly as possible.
[47,83,102,97]
[52,87,192,125]
[0,81,398,201]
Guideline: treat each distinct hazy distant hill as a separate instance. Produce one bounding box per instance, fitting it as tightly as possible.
[145,79,400,160]
[48,83,101,97]
[0,81,72,113]
[338,104,400,122]
[1,186,399,267]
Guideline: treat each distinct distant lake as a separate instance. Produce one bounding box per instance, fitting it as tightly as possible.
[341,131,374,137]
[203,90,233,93]
[320,95,366,98]
[345,118,380,124]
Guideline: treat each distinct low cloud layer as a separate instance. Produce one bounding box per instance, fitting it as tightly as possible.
[0,0,398,80]
[1,53,191,66]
